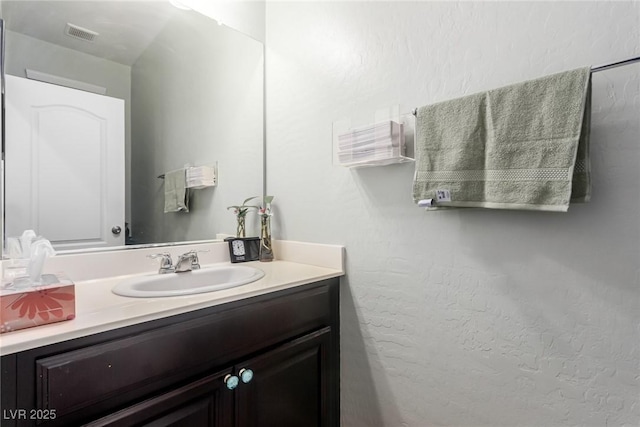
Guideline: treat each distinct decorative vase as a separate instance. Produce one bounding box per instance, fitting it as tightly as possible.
[259,215,274,262]
[236,215,246,238]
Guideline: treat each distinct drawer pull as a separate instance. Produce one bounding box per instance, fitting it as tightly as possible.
[239,368,254,384]
[224,374,239,390]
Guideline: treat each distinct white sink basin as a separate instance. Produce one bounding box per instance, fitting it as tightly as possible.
[112,265,265,298]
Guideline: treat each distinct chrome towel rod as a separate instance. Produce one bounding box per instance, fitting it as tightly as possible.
[591,55,640,73]
[411,55,640,115]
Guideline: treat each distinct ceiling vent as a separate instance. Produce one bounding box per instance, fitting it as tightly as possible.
[64,23,99,42]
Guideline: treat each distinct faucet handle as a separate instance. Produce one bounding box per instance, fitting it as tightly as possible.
[180,250,209,270]
[148,253,174,273]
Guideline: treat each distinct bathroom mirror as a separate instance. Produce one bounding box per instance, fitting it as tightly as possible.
[0,0,264,254]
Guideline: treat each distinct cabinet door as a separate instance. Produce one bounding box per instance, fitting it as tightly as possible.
[235,327,334,427]
[84,370,234,427]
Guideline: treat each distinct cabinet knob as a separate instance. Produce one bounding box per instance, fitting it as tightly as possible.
[224,374,239,390]
[239,368,254,384]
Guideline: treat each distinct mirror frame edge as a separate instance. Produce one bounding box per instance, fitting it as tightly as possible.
[1,17,6,259]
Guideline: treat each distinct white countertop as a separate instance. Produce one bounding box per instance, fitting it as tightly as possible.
[0,241,344,355]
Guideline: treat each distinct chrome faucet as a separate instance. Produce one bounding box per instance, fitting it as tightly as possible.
[148,253,175,274]
[174,250,202,273]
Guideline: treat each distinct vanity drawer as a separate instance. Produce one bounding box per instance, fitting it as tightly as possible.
[33,283,334,421]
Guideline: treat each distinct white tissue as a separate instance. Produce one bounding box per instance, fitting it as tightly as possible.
[2,233,33,284]
[5,237,22,259]
[28,238,56,284]
[3,232,56,288]
[20,230,37,258]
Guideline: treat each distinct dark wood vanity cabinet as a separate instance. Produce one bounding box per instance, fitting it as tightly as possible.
[1,278,340,427]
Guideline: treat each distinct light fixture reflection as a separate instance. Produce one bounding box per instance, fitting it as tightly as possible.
[169,0,191,10]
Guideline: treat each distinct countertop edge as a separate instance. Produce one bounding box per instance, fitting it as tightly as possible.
[0,262,344,356]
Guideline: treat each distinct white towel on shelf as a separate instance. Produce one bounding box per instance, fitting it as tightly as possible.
[186,166,216,189]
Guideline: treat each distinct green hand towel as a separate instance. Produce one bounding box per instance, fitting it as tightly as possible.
[164,169,190,213]
[413,67,592,212]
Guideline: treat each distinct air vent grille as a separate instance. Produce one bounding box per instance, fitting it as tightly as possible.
[64,23,98,42]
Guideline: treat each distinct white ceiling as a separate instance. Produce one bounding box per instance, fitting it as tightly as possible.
[1,1,183,66]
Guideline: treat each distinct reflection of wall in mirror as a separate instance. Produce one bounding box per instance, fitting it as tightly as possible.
[187,0,265,42]
[130,11,263,245]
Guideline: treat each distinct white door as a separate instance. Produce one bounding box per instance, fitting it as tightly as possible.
[5,75,125,250]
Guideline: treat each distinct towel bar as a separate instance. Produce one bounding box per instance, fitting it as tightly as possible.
[411,55,640,115]
[158,164,217,188]
[591,55,640,73]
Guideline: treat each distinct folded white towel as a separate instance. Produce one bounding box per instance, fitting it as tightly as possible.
[186,166,216,189]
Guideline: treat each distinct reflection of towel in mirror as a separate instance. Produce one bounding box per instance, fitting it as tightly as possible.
[164,169,190,213]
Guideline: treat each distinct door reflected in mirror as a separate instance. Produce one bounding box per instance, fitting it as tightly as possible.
[1,1,264,253]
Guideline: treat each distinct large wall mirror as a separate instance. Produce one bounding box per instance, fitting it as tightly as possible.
[0,0,264,254]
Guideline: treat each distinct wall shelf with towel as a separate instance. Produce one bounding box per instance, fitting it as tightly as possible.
[333,106,415,168]
[158,163,217,189]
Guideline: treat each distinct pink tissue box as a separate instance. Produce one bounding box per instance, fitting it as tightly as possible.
[0,274,75,334]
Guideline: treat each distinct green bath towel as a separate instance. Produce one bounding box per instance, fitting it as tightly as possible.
[164,169,190,213]
[413,67,592,212]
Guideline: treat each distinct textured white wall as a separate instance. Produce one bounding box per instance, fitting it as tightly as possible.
[265,2,639,426]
